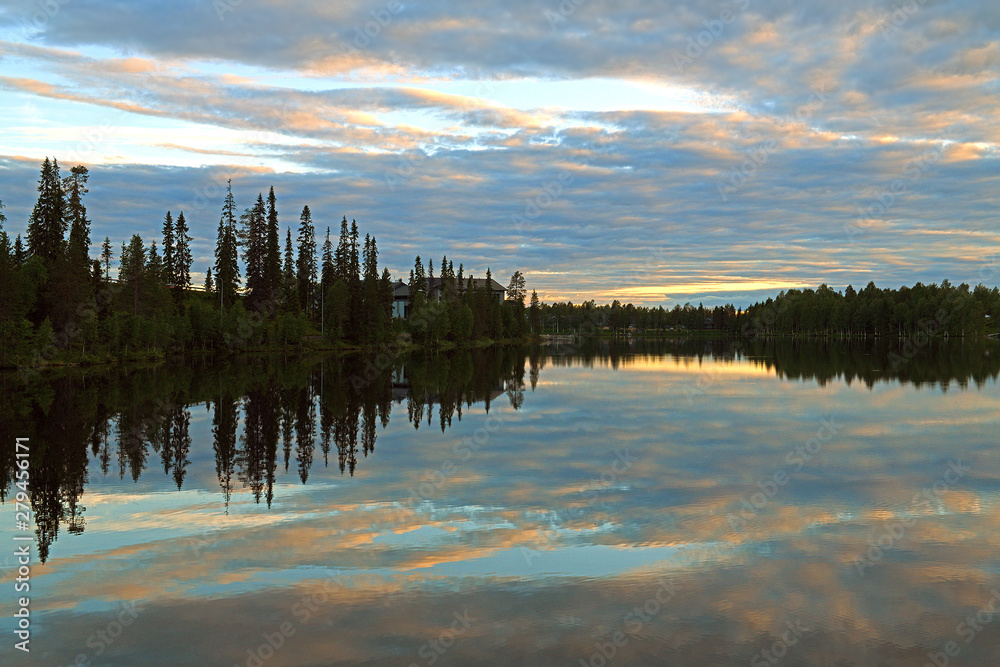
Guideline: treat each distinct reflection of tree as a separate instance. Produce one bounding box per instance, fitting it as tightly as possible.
[213,394,238,510]
[294,385,315,484]
[1,348,535,560]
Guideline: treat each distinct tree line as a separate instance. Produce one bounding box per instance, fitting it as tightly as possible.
[0,159,537,368]
[538,281,999,338]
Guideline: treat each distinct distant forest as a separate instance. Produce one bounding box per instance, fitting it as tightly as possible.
[539,281,999,338]
[0,158,535,368]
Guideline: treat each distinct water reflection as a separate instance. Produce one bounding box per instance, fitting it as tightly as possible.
[1,339,998,665]
[1,348,529,562]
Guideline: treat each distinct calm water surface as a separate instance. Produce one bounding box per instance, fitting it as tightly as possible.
[2,339,999,666]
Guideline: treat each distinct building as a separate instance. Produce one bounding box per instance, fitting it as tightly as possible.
[392,277,506,318]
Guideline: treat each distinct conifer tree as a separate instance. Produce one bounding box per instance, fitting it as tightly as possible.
[161,211,175,284]
[282,227,296,307]
[333,216,350,282]
[174,211,192,294]
[64,165,90,264]
[295,206,316,315]
[26,157,66,264]
[241,193,267,307]
[214,180,241,309]
[264,186,281,300]
[100,237,114,283]
[321,226,334,288]
[120,235,146,316]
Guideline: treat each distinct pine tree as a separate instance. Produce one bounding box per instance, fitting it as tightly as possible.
[161,211,175,284]
[174,211,192,293]
[26,157,66,264]
[214,180,241,309]
[264,186,281,302]
[295,206,316,315]
[205,267,213,292]
[64,165,90,264]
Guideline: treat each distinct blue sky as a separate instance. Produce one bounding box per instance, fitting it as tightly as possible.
[0,0,997,306]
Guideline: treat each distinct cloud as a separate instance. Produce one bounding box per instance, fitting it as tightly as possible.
[0,1,997,305]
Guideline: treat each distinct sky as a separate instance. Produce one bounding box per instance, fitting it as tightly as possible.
[0,0,997,308]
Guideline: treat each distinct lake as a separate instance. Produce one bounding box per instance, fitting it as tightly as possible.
[2,338,999,666]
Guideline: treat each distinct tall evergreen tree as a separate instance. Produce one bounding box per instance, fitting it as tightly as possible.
[264,186,281,301]
[161,211,175,284]
[321,226,334,288]
[333,216,350,283]
[13,235,24,266]
[64,165,90,264]
[282,227,296,307]
[26,157,66,264]
[205,267,213,292]
[295,205,317,315]
[120,235,146,316]
[174,211,192,294]
[241,193,267,308]
[214,180,241,309]
[348,219,360,287]
[100,237,114,283]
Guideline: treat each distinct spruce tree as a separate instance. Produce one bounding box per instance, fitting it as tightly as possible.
[241,193,267,307]
[264,186,281,301]
[100,237,114,283]
[282,227,296,308]
[26,157,66,264]
[321,226,334,288]
[64,165,90,264]
[333,216,349,282]
[214,180,241,309]
[161,211,175,284]
[295,206,316,315]
[174,211,192,293]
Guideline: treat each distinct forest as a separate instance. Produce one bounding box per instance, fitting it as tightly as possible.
[539,281,999,338]
[0,158,536,368]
